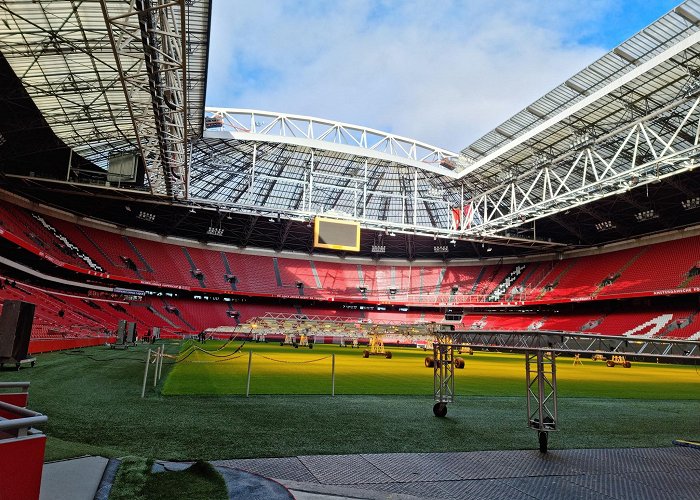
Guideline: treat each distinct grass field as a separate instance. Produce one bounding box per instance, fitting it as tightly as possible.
[2,340,699,463]
[164,340,700,399]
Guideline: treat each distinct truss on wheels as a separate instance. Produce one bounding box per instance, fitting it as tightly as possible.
[431,342,454,418]
[429,325,700,452]
[526,351,557,453]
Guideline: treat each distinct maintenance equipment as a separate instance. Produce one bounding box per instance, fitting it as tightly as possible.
[428,324,700,453]
[606,355,631,368]
[362,330,392,359]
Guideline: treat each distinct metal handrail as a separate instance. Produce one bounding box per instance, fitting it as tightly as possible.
[0,382,30,390]
[0,401,47,433]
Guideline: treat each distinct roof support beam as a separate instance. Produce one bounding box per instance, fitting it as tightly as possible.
[100,0,189,199]
[462,93,700,238]
[457,29,700,179]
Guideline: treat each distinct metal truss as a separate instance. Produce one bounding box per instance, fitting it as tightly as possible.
[431,326,700,452]
[189,137,562,249]
[464,94,700,237]
[455,16,700,238]
[249,313,432,333]
[433,328,700,361]
[433,343,455,412]
[526,351,557,453]
[197,22,700,245]
[204,108,472,176]
[101,0,189,198]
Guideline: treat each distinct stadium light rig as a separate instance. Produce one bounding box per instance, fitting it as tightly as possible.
[634,209,658,222]
[682,197,700,210]
[137,211,155,222]
[433,245,449,253]
[595,220,616,231]
[206,227,224,236]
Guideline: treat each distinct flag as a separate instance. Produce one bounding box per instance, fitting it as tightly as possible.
[451,208,461,231]
[463,203,474,230]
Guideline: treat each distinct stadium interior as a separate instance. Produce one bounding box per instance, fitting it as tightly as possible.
[2,1,700,499]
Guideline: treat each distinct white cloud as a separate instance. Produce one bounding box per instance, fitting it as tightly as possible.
[206,1,662,151]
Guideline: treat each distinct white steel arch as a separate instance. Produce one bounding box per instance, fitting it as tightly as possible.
[203,108,473,176]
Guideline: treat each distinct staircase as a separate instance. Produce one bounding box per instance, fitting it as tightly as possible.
[487,264,527,302]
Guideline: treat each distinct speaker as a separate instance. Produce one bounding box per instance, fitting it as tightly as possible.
[0,300,35,361]
[116,319,126,344]
[126,322,136,343]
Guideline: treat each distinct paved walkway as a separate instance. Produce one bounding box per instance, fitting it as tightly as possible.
[214,446,700,499]
[40,456,109,500]
[39,446,700,499]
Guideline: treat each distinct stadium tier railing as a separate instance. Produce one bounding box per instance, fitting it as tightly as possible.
[0,394,48,500]
[7,199,700,306]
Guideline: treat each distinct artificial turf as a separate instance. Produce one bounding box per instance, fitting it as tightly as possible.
[163,340,700,399]
[109,457,227,500]
[1,340,699,462]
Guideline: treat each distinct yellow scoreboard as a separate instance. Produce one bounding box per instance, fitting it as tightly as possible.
[313,217,360,252]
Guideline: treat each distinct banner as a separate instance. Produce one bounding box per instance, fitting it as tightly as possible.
[463,203,474,229]
[451,208,461,231]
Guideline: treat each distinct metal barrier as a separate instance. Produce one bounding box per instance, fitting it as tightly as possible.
[430,326,700,452]
[0,387,48,500]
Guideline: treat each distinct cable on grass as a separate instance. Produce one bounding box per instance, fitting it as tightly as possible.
[253,353,332,364]
[186,353,247,364]
[173,344,246,363]
[60,351,147,363]
[188,344,244,358]
[176,329,249,360]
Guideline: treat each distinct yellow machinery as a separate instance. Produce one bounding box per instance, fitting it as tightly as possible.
[606,355,631,368]
[280,333,296,347]
[459,345,474,355]
[298,333,313,349]
[363,330,392,359]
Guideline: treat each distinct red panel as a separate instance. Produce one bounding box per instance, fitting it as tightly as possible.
[0,434,46,500]
[0,393,28,408]
[28,337,114,354]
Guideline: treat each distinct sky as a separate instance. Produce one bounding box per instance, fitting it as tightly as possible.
[206,0,682,152]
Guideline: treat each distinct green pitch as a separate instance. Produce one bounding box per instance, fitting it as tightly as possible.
[3,341,699,462]
[163,340,700,400]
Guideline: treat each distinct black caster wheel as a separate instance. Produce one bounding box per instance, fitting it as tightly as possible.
[309,344,313,349]
[280,342,284,346]
[433,402,448,417]
[455,357,465,369]
[538,431,548,453]
[424,356,434,368]
[385,351,392,359]
[362,350,370,358]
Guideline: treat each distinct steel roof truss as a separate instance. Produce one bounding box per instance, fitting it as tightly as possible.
[464,94,700,237]
[101,0,188,199]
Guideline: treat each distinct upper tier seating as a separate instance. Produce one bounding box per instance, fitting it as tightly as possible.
[3,198,700,305]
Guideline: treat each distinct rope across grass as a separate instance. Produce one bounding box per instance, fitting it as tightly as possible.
[174,339,247,363]
[253,353,332,364]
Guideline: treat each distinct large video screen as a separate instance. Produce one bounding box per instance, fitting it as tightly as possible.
[313,217,360,252]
